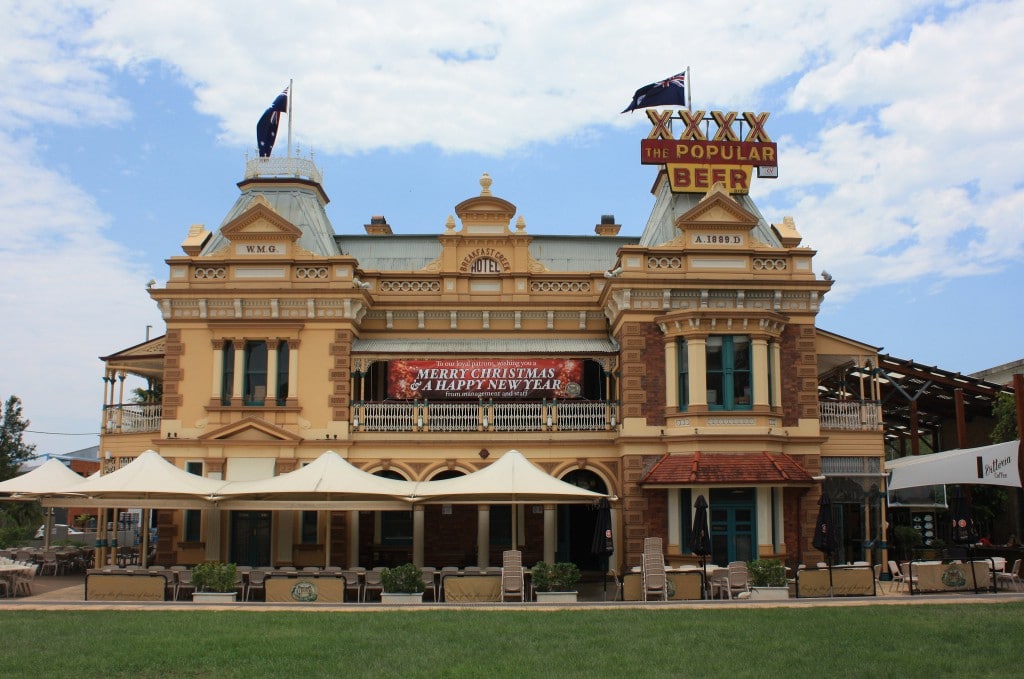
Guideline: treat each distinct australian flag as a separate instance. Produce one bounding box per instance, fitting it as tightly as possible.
[621,72,686,113]
[256,88,289,157]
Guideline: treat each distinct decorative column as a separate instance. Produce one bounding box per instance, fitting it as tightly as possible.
[286,340,299,405]
[687,337,708,407]
[477,505,490,567]
[347,511,360,568]
[752,337,770,407]
[543,505,556,564]
[266,339,279,406]
[412,505,425,567]
[770,341,782,408]
[664,338,678,410]
[667,490,680,554]
[232,340,245,406]
[210,340,225,401]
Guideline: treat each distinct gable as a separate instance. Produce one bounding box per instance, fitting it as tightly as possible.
[198,416,303,443]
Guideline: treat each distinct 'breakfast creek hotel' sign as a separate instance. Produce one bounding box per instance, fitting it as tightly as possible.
[640,110,778,194]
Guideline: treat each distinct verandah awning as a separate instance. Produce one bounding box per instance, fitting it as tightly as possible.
[639,451,816,487]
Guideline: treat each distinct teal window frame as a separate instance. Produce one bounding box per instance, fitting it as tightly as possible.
[276,341,290,406]
[243,341,268,406]
[706,335,752,411]
[221,343,235,406]
[676,339,689,411]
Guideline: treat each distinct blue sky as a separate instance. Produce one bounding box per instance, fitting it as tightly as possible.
[2,0,1022,455]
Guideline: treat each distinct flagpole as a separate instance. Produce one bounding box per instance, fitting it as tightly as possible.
[287,78,294,158]
[686,66,691,113]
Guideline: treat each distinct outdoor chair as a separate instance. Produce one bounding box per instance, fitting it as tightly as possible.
[362,570,383,602]
[38,551,59,576]
[176,569,194,600]
[340,570,361,602]
[420,567,438,601]
[500,565,525,602]
[642,553,668,601]
[996,559,1022,591]
[606,568,623,601]
[502,550,522,567]
[438,566,459,601]
[246,569,267,601]
[887,560,905,593]
[899,562,918,594]
[13,567,35,596]
[725,562,750,598]
[157,569,177,600]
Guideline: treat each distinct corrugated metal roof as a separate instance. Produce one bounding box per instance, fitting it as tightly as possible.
[640,452,814,486]
[202,182,340,257]
[352,338,619,354]
[639,180,782,248]
[337,234,637,273]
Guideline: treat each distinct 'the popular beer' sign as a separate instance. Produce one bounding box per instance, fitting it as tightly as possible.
[388,359,582,400]
[640,109,778,193]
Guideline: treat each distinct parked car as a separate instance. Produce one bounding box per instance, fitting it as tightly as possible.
[34,524,85,539]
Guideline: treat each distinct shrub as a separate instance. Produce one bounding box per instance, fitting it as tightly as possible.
[381,563,425,593]
[748,558,787,587]
[531,561,581,592]
[191,561,237,593]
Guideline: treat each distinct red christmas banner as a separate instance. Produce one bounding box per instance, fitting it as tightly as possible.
[387,359,583,400]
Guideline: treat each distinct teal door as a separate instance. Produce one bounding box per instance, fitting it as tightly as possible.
[709,489,756,566]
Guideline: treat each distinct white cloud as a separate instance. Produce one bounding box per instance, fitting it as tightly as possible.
[0,131,161,453]
[1,0,1022,451]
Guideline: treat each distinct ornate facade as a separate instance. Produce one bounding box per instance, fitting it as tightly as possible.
[99,155,890,571]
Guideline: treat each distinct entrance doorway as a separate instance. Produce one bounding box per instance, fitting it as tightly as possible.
[230,511,272,567]
[556,469,608,570]
[709,488,756,566]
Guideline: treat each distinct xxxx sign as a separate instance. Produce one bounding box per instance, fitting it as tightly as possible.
[640,109,778,193]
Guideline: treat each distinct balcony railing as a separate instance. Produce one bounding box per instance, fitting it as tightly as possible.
[818,400,882,431]
[352,400,619,433]
[104,404,162,434]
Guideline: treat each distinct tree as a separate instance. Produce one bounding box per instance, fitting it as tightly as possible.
[0,395,36,482]
[0,395,40,542]
[990,393,1019,444]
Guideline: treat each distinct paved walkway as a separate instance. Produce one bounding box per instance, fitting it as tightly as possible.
[3,574,1023,612]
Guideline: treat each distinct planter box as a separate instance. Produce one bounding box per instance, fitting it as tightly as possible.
[747,586,789,600]
[535,591,578,604]
[381,592,424,605]
[192,591,238,604]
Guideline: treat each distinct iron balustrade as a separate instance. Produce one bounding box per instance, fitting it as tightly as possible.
[103,404,162,433]
[352,400,619,433]
[818,400,882,431]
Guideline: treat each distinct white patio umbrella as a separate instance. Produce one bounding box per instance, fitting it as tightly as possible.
[410,450,610,550]
[0,459,89,549]
[216,450,418,566]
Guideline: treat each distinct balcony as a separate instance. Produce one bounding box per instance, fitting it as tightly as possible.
[104,404,162,434]
[352,400,619,433]
[818,400,882,431]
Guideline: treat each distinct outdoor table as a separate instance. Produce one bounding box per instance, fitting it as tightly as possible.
[907,560,993,594]
[0,564,35,597]
[265,573,345,603]
[441,571,501,603]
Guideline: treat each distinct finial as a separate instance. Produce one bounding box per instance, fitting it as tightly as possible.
[445,215,456,231]
[515,216,526,231]
[480,173,492,196]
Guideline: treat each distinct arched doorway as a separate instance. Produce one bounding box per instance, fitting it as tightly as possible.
[360,469,413,567]
[423,469,477,567]
[556,469,609,570]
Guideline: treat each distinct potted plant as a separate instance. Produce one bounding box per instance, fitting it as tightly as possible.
[380,563,425,604]
[191,561,239,603]
[893,526,923,561]
[746,558,789,600]
[531,561,581,603]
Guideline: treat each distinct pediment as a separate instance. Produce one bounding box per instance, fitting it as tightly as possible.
[220,196,303,242]
[674,185,759,230]
[198,416,303,443]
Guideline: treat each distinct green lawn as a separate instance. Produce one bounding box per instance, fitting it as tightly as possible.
[4,604,1022,678]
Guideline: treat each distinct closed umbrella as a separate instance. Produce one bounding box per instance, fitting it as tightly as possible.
[690,495,712,597]
[812,493,837,596]
[591,498,614,599]
[949,485,980,593]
